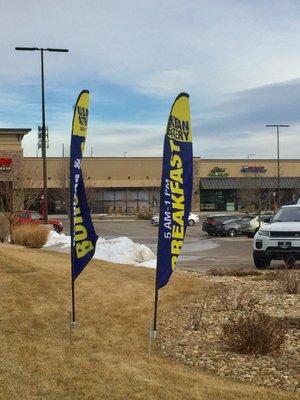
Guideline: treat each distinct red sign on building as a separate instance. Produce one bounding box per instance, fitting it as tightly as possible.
[0,157,12,171]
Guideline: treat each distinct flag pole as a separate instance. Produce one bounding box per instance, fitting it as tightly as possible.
[70,141,76,325]
[71,274,76,324]
[153,266,159,339]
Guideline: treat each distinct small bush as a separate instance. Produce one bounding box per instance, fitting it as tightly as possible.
[212,284,232,311]
[212,285,259,312]
[190,290,209,330]
[262,270,300,294]
[276,270,300,294]
[0,213,9,243]
[13,224,50,248]
[223,310,286,355]
[137,207,152,220]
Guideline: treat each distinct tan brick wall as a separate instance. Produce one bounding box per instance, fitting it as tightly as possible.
[24,156,300,212]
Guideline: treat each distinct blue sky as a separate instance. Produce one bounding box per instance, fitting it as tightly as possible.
[1,0,300,158]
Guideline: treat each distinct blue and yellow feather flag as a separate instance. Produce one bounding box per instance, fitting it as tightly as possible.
[156,93,193,288]
[70,90,98,281]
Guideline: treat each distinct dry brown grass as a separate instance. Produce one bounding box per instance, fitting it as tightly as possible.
[13,224,50,248]
[0,245,298,400]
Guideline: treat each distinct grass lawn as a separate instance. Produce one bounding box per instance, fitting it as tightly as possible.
[0,244,298,400]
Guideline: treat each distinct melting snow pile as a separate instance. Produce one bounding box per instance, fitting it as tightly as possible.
[44,231,156,268]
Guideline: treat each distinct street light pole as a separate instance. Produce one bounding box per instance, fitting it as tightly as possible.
[15,47,69,224]
[266,124,290,205]
[40,49,48,223]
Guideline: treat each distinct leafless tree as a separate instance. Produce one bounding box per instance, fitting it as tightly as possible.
[237,171,275,212]
[52,158,99,215]
[0,160,43,238]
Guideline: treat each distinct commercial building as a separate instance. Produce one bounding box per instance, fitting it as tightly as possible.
[1,128,300,213]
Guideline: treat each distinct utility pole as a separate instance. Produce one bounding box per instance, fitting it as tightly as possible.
[15,47,69,224]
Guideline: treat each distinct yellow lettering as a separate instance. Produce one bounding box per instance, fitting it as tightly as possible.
[170,154,182,168]
[74,215,83,224]
[171,255,177,269]
[173,211,184,226]
[172,194,185,210]
[75,206,81,216]
[170,168,183,184]
[171,239,182,255]
[75,224,87,241]
[172,224,184,238]
[170,180,183,195]
[76,241,94,258]
[169,139,180,152]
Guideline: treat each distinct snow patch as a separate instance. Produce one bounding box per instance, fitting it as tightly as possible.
[43,231,156,268]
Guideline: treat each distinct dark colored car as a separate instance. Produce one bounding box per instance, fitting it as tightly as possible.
[15,210,63,233]
[215,217,252,237]
[202,215,236,235]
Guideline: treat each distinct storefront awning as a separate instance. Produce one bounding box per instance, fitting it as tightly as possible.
[200,177,300,190]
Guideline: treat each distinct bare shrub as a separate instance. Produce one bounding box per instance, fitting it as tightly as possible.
[223,310,286,355]
[137,207,152,220]
[0,161,43,239]
[276,270,300,294]
[190,290,209,331]
[211,284,232,311]
[235,290,259,311]
[0,213,9,243]
[261,270,300,294]
[13,225,50,248]
[212,285,259,312]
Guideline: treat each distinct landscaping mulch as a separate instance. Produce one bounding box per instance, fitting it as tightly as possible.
[157,271,300,392]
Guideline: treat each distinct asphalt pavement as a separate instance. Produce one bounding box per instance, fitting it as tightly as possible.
[58,216,254,271]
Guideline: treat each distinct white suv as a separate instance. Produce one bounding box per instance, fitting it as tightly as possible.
[253,204,300,269]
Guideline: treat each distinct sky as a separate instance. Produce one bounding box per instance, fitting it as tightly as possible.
[1,0,300,159]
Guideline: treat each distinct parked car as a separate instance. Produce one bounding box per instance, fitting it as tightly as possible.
[253,204,300,269]
[202,214,236,236]
[215,217,252,237]
[150,212,199,226]
[241,214,273,238]
[15,210,63,233]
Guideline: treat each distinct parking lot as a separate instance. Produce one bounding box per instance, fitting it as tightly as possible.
[60,216,254,271]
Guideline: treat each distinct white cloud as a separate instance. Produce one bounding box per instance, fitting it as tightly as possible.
[196,126,300,159]
[22,120,166,157]
[2,0,300,159]
[2,0,300,96]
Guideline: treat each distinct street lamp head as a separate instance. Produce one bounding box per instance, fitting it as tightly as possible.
[15,47,39,51]
[15,47,69,53]
[266,124,290,128]
[46,48,69,52]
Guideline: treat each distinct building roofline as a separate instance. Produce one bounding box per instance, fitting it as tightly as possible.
[23,156,299,162]
[0,128,31,134]
[23,156,202,161]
